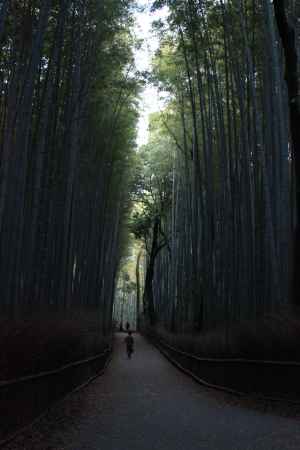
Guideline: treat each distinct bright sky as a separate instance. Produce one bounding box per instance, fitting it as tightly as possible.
[133,1,169,147]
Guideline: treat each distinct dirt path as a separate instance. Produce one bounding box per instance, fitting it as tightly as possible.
[3,333,300,450]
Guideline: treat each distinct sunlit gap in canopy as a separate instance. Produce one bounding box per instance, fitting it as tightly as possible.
[133,0,169,148]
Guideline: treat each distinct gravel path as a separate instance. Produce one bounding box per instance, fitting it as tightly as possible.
[3,333,300,450]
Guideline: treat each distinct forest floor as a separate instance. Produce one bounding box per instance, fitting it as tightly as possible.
[3,333,300,450]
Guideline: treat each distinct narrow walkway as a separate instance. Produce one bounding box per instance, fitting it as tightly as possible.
[4,334,300,450]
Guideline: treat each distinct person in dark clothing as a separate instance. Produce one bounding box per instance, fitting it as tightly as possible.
[124,331,134,359]
[125,321,130,332]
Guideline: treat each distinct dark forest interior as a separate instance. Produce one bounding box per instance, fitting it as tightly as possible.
[0,0,300,446]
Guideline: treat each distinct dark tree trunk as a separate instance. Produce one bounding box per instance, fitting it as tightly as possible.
[135,249,142,331]
[143,217,161,326]
[273,1,300,305]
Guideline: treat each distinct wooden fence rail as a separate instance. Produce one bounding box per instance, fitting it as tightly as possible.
[148,333,300,404]
[0,345,112,445]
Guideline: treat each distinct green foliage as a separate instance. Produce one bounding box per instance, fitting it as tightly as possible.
[0,0,141,322]
[136,0,293,334]
[128,113,173,252]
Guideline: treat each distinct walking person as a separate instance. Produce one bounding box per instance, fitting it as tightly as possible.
[124,331,134,359]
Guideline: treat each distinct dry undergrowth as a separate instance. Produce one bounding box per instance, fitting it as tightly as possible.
[154,306,300,361]
[0,312,110,380]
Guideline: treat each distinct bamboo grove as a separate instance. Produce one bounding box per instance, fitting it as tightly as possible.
[132,0,300,333]
[1,0,299,340]
[0,0,139,332]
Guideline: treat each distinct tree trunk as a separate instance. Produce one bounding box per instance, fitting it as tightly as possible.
[135,249,142,331]
[273,1,300,304]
